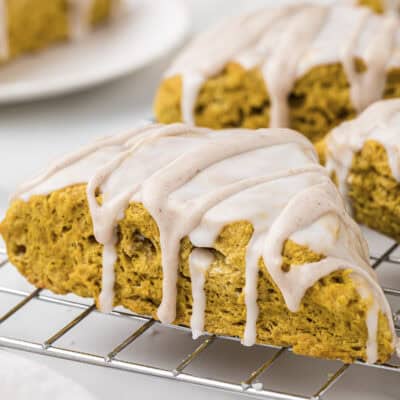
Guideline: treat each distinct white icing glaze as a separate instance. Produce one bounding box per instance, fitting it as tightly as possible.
[13,123,397,363]
[261,5,329,128]
[68,0,95,40]
[341,10,398,112]
[0,0,8,60]
[353,274,380,363]
[189,248,214,339]
[326,98,400,201]
[182,74,204,125]
[384,0,400,13]
[165,4,400,128]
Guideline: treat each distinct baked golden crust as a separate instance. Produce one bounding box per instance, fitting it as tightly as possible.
[0,184,394,363]
[154,62,400,143]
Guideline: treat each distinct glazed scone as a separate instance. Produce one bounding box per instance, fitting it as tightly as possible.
[0,123,397,364]
[154,4,400,143]
[323,99,400,242]
[0,0,116,64]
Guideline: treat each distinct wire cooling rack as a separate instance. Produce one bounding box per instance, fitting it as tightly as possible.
[0,243,399,400]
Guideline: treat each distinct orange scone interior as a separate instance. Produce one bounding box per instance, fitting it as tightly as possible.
[154,4,400,143]
[0,123,397,363]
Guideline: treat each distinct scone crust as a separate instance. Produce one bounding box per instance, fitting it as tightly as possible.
[0,184,394,363]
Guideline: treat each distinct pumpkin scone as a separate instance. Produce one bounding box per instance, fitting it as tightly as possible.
[0,123,397,364]
[154,3,400,143]
[0,0,117,65]
[323,99,400,242]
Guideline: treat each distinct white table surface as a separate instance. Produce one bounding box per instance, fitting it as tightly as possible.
[0,1,399,399]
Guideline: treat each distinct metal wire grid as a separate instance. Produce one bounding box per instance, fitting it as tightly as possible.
[0,244,399,400]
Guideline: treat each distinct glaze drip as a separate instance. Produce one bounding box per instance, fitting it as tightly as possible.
[189,248,215,339]
[14,123,397,363]
[341,10,398,112]
[383,0,400,13]
[326,99,400,201]
[0,0,7,60]
[68,0,95,40]
[165,4,400,128]
[261,5,328,128]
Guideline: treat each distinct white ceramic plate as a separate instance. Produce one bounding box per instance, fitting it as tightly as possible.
[0,0,189,104]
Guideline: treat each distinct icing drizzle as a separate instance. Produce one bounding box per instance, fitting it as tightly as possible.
[68,0,96,40]
[0,0,8,60]
[189,248,214,339]
[384,0,400,12]
[13,123,397,363]
[165,4,400,128]
[326,98,400,200]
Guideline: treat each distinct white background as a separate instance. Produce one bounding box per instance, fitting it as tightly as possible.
[0,1,399,399]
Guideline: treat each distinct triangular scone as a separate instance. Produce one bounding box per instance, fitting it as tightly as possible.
[0,123,396,363]
[154,3,400,143]
[0,0,115,65]
[324,99,400,242]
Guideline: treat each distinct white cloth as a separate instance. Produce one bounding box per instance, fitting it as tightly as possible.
[0,350,96,400]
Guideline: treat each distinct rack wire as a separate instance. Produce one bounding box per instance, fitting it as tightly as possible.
[0,244,399,400]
